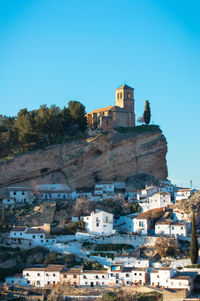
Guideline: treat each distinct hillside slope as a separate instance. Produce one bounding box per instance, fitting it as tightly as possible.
[0,126,168,196]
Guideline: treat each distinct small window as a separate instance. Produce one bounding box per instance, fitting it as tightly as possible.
[64,275,67,278]
[127,92,131,98]
[96,223,99,227]
[96,275,98,279]
[46,273,49,276]
[26,273,30,276]
[41,240,43,242]
[40,235,43,238]
[20,233,22,236]
[37,273,40,276]
[48,281,50,285]
[22,192,24,195]
[14,192,16,195]
[84,275,86,279]
[32,235,35,239]
[73,275,77,279]
[53,273,56,277]
[14,233,16,236]
[120,92,122,98]
[181,227,183,230]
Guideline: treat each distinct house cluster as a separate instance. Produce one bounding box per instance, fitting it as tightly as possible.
[2,180,197,211]
[3,184,72,207]
[6,264,197,292]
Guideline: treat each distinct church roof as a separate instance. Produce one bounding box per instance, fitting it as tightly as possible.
[116,84,134,90]
[87,105,115,115]
[87,105,130,115]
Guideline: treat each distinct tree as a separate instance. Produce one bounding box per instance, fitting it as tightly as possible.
[0,205,6,228]
[155,236,178,258]
[143,100,151,125]
[190,212,199,264]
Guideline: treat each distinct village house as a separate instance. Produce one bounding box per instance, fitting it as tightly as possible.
[155,220,187,237]
[120,267,147,286]
[60,267,82,286]
[23,265,65,287]
[158,179,177,194]
[6,274,28,287]
[37,184,72,201]
[140,191,172,212]
[80,270,108,287]
[83,209,115,235]
[3,186,35,207]
[108,263,123,286]
[133,214,150,236]
[174,188,196,202]
[137,186,159,201]
[150,268,197,291]
[9,225,56,246]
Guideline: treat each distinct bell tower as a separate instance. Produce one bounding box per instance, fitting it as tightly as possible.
[115,84,134,112]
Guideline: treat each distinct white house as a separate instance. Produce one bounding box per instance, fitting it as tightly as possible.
[150,268,176,287]
[174,189,196,202]
[140,192,172,213]
[3,186,35,206]
[155,220,187,237]
[83,210,115,235]
[23,265,65,287]
[80,270,108,286]
[108,264,123,286]
[120,267,147,285]
[133,214,150,236]
[37,184,72,201]
[137,186,159,201]
[93,183,115,200]
[158,179,177,194]
[6,274,28,286]
[150,268,196,291]
[9,226,56,246]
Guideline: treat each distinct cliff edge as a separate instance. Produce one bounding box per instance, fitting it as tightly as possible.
[0,126,168,196]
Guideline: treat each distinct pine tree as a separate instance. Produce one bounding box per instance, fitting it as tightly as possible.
[143,100,151,125]
[0,205,6,228]
[190,212,199,264]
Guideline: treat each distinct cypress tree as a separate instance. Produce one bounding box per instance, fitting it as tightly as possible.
[190,212,199,264]
[143,100,151,125]
[0,205,6,228]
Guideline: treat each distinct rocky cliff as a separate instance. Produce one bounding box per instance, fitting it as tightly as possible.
[0,126,168,196]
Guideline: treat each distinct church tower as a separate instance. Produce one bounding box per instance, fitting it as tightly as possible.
[115,84,134,112]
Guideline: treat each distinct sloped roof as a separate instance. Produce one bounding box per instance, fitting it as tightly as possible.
[116,84,134,90]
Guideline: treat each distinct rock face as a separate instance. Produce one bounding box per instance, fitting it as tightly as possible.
[0,127,168,196]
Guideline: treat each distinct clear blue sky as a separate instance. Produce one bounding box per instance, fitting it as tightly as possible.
[0,0,199,187]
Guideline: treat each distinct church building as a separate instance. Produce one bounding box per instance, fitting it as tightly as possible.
[87,84,135,131]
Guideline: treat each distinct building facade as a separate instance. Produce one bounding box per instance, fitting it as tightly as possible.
[87,85,135,131]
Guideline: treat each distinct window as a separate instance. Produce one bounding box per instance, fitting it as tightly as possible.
[102,282,104,285]
[117,93,120,99]
[73,275,77,279]
[85,282,88,285]
[37,273,40,276]
[84,275,86,279]
[127,92,131,98]
[96,275,98,279]
[172,227,174,230]
[41,240,43,242]
[22,192,24,195]
[120,92,122,98]
[134,273,137,276]
[64,275,67,278]
[102,275,105,278]
[53,274,56,277]
[37,281,40,285]
[46,273,49,276]
[126,274,130,277]
[139,273,142,276]
[20,233,22,236]
[14,233,16,236]
[40,235,43,238]
[96,223,99,227]
[32,235,35,239]
[48,281,50,285]
[27,280,30,284]
[157,275,159,278]
[14,192,16,195]
[26,273,30,276]
[181,227,183,230]
[46,240,48,242]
